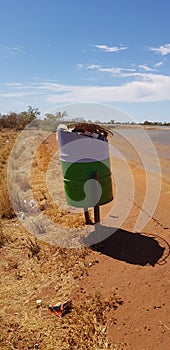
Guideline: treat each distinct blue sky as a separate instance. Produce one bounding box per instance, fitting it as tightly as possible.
[0,0,170,122]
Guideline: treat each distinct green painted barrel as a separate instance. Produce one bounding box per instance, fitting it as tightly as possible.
[58,126,113,208]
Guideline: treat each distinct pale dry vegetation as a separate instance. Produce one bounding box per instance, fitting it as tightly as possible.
[0,128,123,349]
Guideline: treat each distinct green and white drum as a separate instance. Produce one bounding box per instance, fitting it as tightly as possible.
[57,126,113,208]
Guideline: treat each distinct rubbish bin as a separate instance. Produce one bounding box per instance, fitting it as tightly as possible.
[57,124,113,209]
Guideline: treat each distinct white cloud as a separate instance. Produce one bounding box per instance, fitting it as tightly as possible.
[93,44,128,52]
[149,43,170,55]
[0,45,24,58]
[76,64,84,69]
[86,64,101,70]
[33,82,72,93]
[43,73,170,103]
[2,92,41,97]
[86,64,122,74]
[154,61,164,67]
[5,83,23,87]
[138,64,156,72]
[81,64,136,76]
[78,62,165,79]
[2,71,170,108]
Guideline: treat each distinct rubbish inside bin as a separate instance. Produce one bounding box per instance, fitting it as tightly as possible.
[70,122,113,141]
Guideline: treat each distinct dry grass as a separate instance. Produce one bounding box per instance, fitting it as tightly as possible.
[0,220,7,247]
[0,129,124,349]
[0,129,20,219]
[0,219,124,350]
[0,177,15,219]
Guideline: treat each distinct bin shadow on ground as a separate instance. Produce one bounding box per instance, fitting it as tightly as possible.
[83,226,168,267]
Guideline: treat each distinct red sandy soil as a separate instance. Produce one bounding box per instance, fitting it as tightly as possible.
[71,135,170,350]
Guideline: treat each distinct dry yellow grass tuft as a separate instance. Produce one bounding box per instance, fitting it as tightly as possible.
[0,129,20,219]
[0,177,15,219]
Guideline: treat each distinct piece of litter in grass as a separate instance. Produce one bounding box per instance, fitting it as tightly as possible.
[36,299,42,307]
[48,300,73,317]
